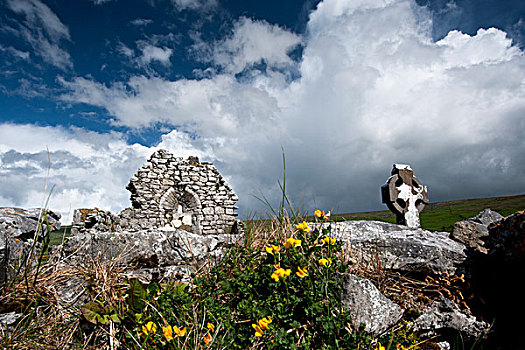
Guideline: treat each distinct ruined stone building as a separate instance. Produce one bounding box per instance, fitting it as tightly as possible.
[118,150,239,235]
[73,150,240,235]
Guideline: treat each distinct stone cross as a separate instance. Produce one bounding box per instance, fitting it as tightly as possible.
[381,164,428,228]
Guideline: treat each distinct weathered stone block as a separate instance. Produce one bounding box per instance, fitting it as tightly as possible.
[339,273,403,335]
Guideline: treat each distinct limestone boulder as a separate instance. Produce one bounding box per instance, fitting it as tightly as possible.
[452,211,525,348]
[484,210,525,262]
[0,311,22,331]
[449,209,504,254]
[339,273,403,335]
[71,208,120,234]
[1,208,61,283]
[0,207,61,239]
[410,297,489,338]
[327,221,467,275]
[60,227,242,282]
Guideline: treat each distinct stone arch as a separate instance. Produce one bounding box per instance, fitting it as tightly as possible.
[160,187,179,211]
[159,187,202,233]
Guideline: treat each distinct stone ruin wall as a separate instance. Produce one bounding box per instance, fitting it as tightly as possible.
[73,150,240,236]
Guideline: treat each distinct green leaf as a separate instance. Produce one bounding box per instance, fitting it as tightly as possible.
[110,313,121,323]
[97,314,107,324]
[81,302,105,324]
[127,278,147,313]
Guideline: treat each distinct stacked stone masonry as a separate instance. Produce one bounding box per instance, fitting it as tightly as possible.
[73,150,240,236]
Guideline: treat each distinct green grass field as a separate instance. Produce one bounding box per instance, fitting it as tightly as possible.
[49,226,71,245]
[331,193,525,232]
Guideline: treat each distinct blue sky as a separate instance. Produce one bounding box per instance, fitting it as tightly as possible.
[1,0,525,222]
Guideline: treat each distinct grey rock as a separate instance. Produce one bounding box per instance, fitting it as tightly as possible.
[71,208,120,235]
[339,273,403,335]
[436,341,451,350]
[1,207,61,283]
[328,221,467,274]
[450,221,489,254]
[0,311,22,330]
[472,209,504,226]
[450,209,504,254]
[0,207,61,238]
[410,297,490,338]
[61,227,242,282]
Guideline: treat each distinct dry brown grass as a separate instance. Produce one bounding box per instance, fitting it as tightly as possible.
[0,248,134,349]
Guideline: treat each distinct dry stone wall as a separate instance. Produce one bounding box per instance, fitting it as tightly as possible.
[71,208,120,234]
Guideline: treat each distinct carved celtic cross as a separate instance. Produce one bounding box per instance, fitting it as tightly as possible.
[381,164,428,228]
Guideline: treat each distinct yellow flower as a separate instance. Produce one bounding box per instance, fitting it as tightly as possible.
[142,321,157,336]
[252,317,272,337]
[296,266,308,278]
[270,270,280,282]
[318,258,332,267]
[284,237,301,248]
[173,326,186,337]
[321,236,336,245]
[162,325,173,342]
[252,323,264,337]
[374,343,386,350]
[314,210,329,220]
[265,244,281,255]
[258,317,272,330]
[296,221,311,232]
[203,332,212,344]
[270,266,291,282]
[207,322,215,332]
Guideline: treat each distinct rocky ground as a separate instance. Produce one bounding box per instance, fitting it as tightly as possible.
[1,206,524,349]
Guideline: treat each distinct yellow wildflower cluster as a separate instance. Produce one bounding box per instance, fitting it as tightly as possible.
[203,333,212,345]
[320,236,336,245]
[203,323,214,345]
[296,221,311,232]
[142,321,157,336]
[314,210,330,220]
[252,317,272,337]
[265,244,281,255]
[142,321,187,342]
[284,237,301,248]
[162,324,186,341]
[271,264,291,282]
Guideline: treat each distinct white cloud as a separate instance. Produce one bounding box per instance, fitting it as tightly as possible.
[209,17,302,74]
[171,0,217,11]
[5,0,72,70]
[91,0,114,5]
[138,44,173,66]
[114,41,174,68]
[0,124,152,223]
[116,42,134,58]
[131,18,154,26]
[14,0,525,218]
[0,44,30,60]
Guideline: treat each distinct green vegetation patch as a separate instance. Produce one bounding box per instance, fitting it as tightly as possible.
[332,194,525,232]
